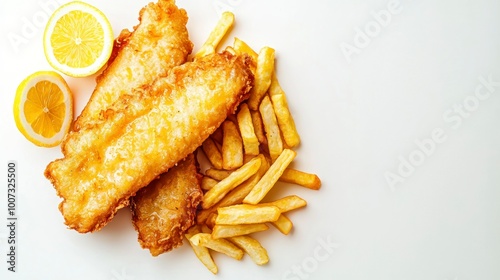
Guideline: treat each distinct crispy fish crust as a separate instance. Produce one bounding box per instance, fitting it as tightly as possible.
[130,154,202,256]
[63,0,193,155]
[45,52,254,233]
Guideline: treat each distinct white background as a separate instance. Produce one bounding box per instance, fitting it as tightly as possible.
[1,0,500,279]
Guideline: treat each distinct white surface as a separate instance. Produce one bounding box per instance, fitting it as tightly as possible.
[1,0,500,279]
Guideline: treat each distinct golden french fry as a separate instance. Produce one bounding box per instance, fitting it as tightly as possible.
[202,137,223,170]
[222,120,244,170]
[224,46,236,55]
[197,154,268,224]
[244,154,258,164]
[202,156,262,209]
[269,74,300,148]
[189,233,244,260]
[211,127,224,144]
[217,173,261,207]
[237,103,260,156]
[279,168,321,190]
[185,226,218,274]
[271,214,293,235]
[197,207,216,225]
[205,168,233,181]
[216,204,281,225]
[205,154,269,218]
[228,236,269,265]
[248,47,275,110]
[197,174,256,224]
[200,224,213,234]
[212,223,269,239]
[256,153,271,176]
[250,109,267,145]
[201,176,219,191]
[233,37,258,63]
[259,95,284,161]
[243,149,296,204]
[195,11,234,59]
[268,72,282,97]
[261,195,307,213]
[226,113,238,125]
[206,213,218,229]
[196,154,266,225]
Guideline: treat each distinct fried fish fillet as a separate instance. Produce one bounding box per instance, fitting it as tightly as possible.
[130,154,202,256]
[62,0,192,155]
[45,52,254,233]
[58,0,199,246]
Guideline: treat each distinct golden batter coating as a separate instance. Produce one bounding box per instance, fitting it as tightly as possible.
[63,0,193,155]
[45,52,254,233]
[130,154,202,256]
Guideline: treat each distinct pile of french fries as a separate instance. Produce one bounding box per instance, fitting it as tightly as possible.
[187,12,321,274]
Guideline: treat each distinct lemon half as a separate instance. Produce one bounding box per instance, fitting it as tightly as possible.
[13,71,73,147]
[43,1,114,77]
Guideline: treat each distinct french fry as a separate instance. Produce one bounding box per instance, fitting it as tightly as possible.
[189,233,244,260]
[197,207,216,225]
[212,224,269,239]
[228,236,269,265]
[243,149,296,204]
[202,156,262,209]
[270,214,293,235]
[237,103,260,156]
[222,120,244,170]
[189,13,321,272]
[196,173,257,224]
[197,159,265,225]
[226,113,238,125]
[202,138,223,170]
[205,168,233,181]
[194,11,234,59]
[244,154,258,164]
[206,213,218,229]
[247,47,275,110]
[217,154,269,207]
[200,224,213,234]
[224,46,236,55]
[201,176,259,221]
[269,74,300,148]
[217,173,261,207]
[201,176,219,191]
[233,37,258,63]
[211,128,223,144]
[279,168,321,190]
[261,195,307,213]
[185,226,218,274]
[255,153,271,176]
[215,204,281,225]
[250,109,267,145]
[259,95,284,161]
[197,154,270,224]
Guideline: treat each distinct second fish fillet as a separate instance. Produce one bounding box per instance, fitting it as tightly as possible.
[130,154,202,256]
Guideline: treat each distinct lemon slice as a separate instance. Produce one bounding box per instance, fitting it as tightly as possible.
[43,1,114,77]
[13,71,73,147]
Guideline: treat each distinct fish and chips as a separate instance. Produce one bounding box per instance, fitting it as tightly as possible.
[42,0,322,274]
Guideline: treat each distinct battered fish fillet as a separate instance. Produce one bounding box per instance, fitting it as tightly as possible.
[45,52,254,233]
[130,154,202,256]
[63,0,192,155]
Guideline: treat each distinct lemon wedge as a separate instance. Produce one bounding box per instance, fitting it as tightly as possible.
[43,1,114,77]
[13,71,73,147]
